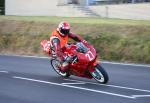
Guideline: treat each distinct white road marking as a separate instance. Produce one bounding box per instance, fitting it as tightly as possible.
[0,71,8,73]
[132,95,150,98]
[1,54,150,67]
[61,82,86,85]
[64,79,150,93]
[102,61,150,68]
[13,76,135,99]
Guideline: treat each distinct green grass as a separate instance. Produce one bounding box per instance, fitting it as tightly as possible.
[0,16,150,63]
[0,16,150,26]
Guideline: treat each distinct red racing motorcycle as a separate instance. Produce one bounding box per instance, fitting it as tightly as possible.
[41,41,109,84]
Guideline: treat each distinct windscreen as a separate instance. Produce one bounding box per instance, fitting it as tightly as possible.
[76,42,88,53]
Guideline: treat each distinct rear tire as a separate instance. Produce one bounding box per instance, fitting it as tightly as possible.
[50,59,70,78]
[91,64,109,84]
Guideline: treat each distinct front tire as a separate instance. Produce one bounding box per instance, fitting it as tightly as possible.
[50,59,70,78]
[91,64,109,84]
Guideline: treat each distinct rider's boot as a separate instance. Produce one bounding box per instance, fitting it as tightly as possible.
[60,61,69,73]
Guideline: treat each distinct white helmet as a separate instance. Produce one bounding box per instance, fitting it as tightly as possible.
[57,21,70,36]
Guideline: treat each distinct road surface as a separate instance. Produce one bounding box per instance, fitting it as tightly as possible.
[0,55,150,103]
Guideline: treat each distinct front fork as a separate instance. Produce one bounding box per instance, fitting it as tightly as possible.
[88,59,97,73]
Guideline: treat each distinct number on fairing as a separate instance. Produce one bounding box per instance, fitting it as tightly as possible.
[86,51,94,61]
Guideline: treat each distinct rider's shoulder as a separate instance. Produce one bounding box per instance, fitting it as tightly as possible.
[51,30,59,36]
[69,32,75,36]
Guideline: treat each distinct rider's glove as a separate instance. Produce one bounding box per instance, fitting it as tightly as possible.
[82,40,88,44]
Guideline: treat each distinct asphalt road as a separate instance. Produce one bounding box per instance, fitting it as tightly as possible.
[0,55,150,103]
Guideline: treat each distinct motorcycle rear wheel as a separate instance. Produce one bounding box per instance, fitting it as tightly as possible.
[91,64,109,84]
[50,59,70,78]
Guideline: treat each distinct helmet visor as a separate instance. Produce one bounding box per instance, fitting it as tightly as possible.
[60,28,70,35]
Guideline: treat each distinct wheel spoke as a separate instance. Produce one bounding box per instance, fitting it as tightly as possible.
[91,67,105,83]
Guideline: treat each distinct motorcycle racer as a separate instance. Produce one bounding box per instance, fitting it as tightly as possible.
[50,21,86,72]
[40,21,109,84]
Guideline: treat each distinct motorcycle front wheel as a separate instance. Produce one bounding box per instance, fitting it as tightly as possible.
[50,59,70,78]
[91,64,109,84]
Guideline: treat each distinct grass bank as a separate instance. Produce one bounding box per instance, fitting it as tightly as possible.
[0,16,150,64]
